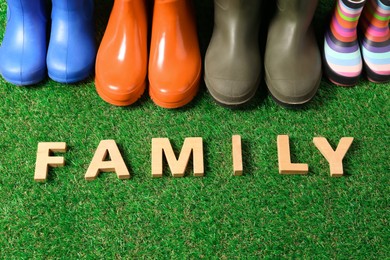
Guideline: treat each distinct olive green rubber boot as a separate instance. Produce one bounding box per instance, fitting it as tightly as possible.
[264,0,321,107]
[204,0,263,107]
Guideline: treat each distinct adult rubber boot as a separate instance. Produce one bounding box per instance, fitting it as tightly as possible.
[204,0,263,107]
[149,0,201,109]
[95,0,148,106]
[47,0,96,83]
[265,0,322,107]
[324,0,365,86]
[0,0,48,85]
[360,0,390,83]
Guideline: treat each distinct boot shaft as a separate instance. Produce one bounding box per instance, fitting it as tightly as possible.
[153,0,193,19]
[276,0,319,29]
[7,0,47,10]
[51,0,94,12]
[360,0,390,36]
[329,0,366,43]
[6,0,48,20]
[50,0,94,25]
[213,0,262,40]
[214,0,262,23]
[214,0,262,14]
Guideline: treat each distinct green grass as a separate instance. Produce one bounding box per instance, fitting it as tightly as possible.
[0,0,389,258]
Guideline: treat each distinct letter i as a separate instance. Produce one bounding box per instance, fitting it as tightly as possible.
[232,135,243,176]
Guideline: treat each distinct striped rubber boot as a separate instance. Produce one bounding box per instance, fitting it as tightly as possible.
[324,0,366,86]
[359,0,390,83]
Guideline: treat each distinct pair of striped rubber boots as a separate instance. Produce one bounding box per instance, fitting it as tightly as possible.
[324,0,390,85]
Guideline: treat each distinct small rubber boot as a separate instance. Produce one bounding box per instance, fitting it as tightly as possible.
[204,0,263,107]
[47,0,96,83]
[0,0,48,85]
[265,0,322,107]
[95,0,148,106]
[149,0,201,109]
[324,0,366,86]
[360,0,390,83]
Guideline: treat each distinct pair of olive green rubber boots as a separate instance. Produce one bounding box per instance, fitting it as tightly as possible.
[205,0,322,107]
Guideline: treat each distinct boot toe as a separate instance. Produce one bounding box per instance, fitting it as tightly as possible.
[266,76,321,105]
[48,59,94,84]
[0,51,46,85]
[205,74,259,106]
[149,73,200,109]
[95,72,146,106]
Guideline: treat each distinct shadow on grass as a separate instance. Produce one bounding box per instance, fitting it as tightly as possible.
[287,136,315,176]
[339,138,359,178]
[117,143,135,180]
[241,137,256,176]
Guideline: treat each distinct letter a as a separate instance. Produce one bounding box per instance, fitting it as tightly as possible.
[85,140,130,181]
[151,137,204,178]
[34,142,67,182]
[313,137,354,177]
[277,135,309,174]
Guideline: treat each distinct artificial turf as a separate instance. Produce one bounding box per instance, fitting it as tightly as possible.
[0,0,389,258]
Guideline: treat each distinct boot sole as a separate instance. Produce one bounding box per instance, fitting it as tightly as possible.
[95,78,146,107]
[149,83,199,109]
[323,59,360,87]
[0,67,47,86]
[266,74,321,108]
[48,62,94,84]
[204,74,259,108]
[149,70,201,109]
[364,60,390,84]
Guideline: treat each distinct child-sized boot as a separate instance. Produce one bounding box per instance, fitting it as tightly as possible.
[360,0,390,83]
[0,0,48,85]
[324,0,366,86]
[95,0,148,106]
[265,0,322,107]
[204,0,263,107]
[47,0,96,83]
[149,0,201,109]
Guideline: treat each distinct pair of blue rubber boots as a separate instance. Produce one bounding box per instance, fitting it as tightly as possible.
[0,0,96,85]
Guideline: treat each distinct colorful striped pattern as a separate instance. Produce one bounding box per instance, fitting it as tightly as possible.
[324,0,366,86]
[360,0,390,82]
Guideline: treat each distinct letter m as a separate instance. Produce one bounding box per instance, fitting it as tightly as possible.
[151,137,204,178]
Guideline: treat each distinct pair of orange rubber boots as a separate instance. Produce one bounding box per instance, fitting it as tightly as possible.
[95,0,201,108]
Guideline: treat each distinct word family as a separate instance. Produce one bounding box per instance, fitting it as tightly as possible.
[34,135,354,182]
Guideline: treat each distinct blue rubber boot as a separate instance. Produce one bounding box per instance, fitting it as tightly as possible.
[0,0,48,85]
[47,0,96,83]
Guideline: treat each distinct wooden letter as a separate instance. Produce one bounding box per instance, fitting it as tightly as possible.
[151,137,204,178]
[313,137,354,177]
[277,135,309,174]
[232,135,243,176]
[34,142,67,182]
[85,140,130,181]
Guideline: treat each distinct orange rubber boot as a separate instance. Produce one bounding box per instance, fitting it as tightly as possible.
[149,0,201,109]
[95,0,148,106]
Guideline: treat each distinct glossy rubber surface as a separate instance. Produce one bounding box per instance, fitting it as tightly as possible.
[265,0,322,106]
[360,0,390,83]
[95,0,148,106]
[324,0,365,86]
[0,0,48,85]
[204,0,263,107]
[148,0,201,109]
[47,0,96,83]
